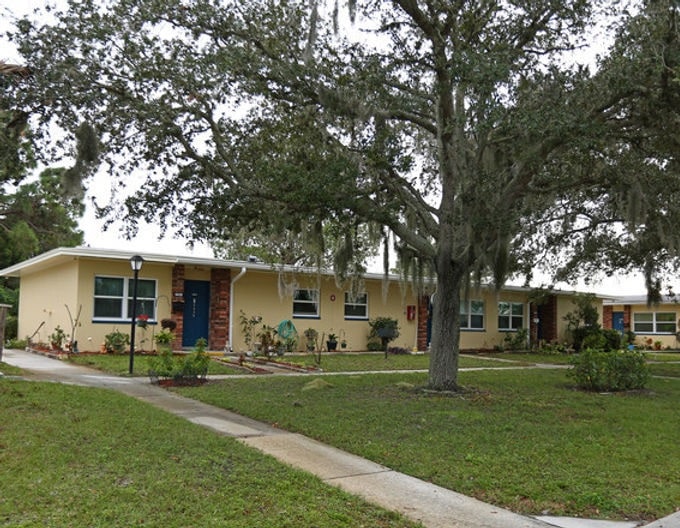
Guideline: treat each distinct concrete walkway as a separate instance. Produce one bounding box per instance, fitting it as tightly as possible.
[2,348,678,528]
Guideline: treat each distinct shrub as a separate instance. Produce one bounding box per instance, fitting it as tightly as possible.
[154,328,175,347]
[148,346,176,379]
[366,340,383,352]
[581,332,606,351]
[564,293,601,351]
[5,337,27,349]
[568,349,650,392]
[4,315,17,341]
[148,338,210,384]
[368,317,400,353]
[104,329,129,353]
[303,328,318,351]
[537,340,571,355]
[387,346,410,355]
[502,328,528,351]
[601,328,623,351]
[50,325,68,350]
[178,338,210,380]
[239,311,262,351]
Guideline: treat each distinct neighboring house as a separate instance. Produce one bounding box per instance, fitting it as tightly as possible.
[0,247,599,353]
[603,295,680,349]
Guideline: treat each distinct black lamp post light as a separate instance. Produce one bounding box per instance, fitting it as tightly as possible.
[128,255,144,375]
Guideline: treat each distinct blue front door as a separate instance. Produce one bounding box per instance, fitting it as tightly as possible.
[183,280,210,348]
[612,312,625,333]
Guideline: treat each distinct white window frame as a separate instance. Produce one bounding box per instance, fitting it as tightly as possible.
[633,312,676,334]
[293,288,320,318]
[344,292,368,320]
[498,301,524,331]
[460,300,484,330]
[93,275,157,322]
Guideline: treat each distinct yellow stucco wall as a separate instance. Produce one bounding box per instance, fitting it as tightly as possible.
[231,270,419,352]
[456,289,532,350]
[18,260,79,345]
[554,294,603,343]
[16,257,173,351]
[73,258,174,350]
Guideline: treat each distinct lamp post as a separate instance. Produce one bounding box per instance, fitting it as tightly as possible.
[128,255,144,375]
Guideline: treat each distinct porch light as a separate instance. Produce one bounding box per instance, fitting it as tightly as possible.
[130,254,144,272]
[128,255,144,374]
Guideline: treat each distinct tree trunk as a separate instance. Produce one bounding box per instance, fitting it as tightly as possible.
[427,256,465,391]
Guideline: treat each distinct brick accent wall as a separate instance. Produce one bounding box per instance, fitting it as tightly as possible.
[537,295,558,342]
[209,268,231,350]
[171,265,185,350]
[623,304,631,331]
[603,305,613,329]
[416,295,430,351]
[529,303,539,345]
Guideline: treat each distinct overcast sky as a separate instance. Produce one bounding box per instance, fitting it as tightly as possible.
[1,0,215,259]
[0,0,650,294]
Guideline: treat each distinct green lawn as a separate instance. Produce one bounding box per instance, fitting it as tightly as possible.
[288,352,525,371]
[647,361,680,377]
[176,369,680,522]
[0,361,23,376]
[0,380,420,528]
[65,352,521,375]
[67,353,238,376]
[476,352,575,365]
[643,351,680,362]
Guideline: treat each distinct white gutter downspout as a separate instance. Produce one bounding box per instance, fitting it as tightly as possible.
[227,267,247,353]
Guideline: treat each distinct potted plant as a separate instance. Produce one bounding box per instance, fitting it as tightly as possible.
[304,328,318,352]
[326,332,338,352]
[160,318,177,331]
[339,329,347,349]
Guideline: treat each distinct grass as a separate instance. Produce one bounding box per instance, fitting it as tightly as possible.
[643,351,680,362]
[65,352,520,376]
[0,380,421,528]
[176,369,680,522]
[647,362,680,377]
[288,352,523,372]
[477,352,575,365]
[0,361,23,375]
[67,353,238,376]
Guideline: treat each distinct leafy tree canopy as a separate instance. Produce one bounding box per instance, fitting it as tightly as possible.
[0,169,84,268]
[4,0,680,389]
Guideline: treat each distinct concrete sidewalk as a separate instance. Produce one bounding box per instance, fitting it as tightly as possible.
[2,348,677,528]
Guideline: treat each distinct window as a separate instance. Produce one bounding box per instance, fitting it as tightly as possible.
[93,276,157,321]
[293,289,319,318]
[460,300,484,330]
[633,312,676,333]
[344,292,368,319]
[498,302,524,331]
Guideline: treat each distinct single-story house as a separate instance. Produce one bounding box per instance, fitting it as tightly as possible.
[603,295,680,349]
[0,247,601,353]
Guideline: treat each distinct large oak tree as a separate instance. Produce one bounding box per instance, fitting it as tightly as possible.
[5,0,680,389]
